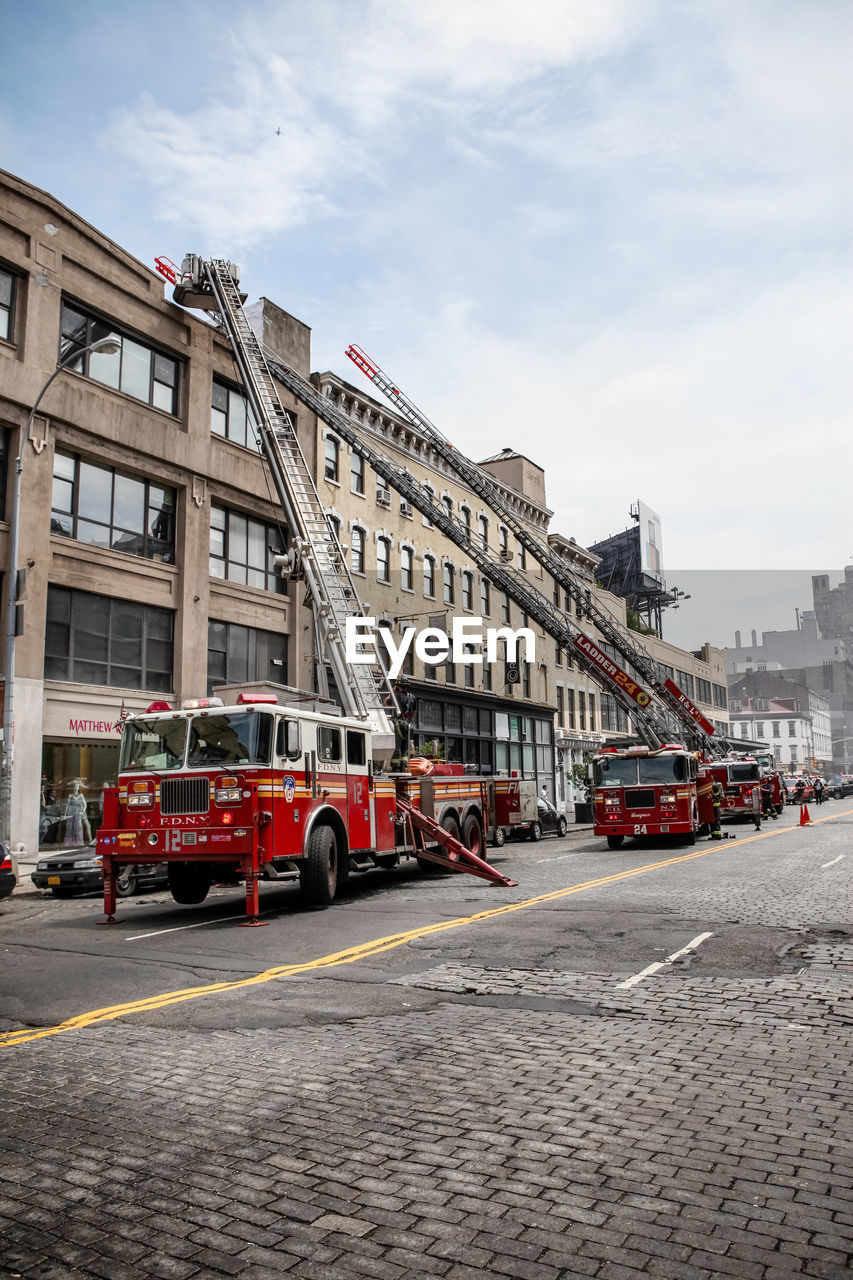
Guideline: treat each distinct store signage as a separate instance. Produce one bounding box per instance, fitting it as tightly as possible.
[67,716,123,738]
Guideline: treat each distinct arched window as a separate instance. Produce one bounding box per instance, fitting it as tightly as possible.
[423,554,436,597]
[443,563,455,605]
[462,571,473,611]
[442,495,453,518]
[481,578,490,615]
[499,526,509,558]
[324,437,339,482]
[460,506,471,535]
[377,536,391,583]
[401,546,414,591]
[478,514,489,547]
[351,526,365,574]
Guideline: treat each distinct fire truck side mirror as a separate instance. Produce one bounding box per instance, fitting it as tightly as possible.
[276,717,302,761]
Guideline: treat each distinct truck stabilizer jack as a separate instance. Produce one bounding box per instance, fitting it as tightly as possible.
[395,796,518,887]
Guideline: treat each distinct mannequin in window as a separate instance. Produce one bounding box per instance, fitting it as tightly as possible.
[64,781,92,846]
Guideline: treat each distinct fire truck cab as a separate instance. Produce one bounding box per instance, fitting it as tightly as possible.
[705,758,762,828]
[592,743,703,849]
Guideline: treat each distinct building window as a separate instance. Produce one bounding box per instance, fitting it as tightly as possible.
[350,526,365,574]
[772,722,780,737]
[740,723,749,738]
[211,378,258,448]
[210,505,285,592]
[442,495,453,519]
[0,429,7,521]
[422,484,434,528]
[482,661,492,692]
[45,586,172,692]
[464,664,475,688]
[756,722,764,738]
[350,451,365,495]
[566,688,576,730]
[376,473,390,503]
[788,721,796,737]
[790,745,798,763]
[60,300,178,414]
[555,646,562,667]
[501,592,511,625]
[588,693,595,732]
[480,578,490,616]
[423,554,436,597]
[461,571,473,611]
[696,678,712,704]
[324,436,340,482]
[478,514,489,547]
[713,683,728,709]
[443,563,455,605]
[377,537,391,583]
[729,699,741,712]
[556,686,564,727]
[499,527,509,558]
[327,514,341,544]
[676,670,695,700]
[401,546,414,592]
[460,506,471,536]
[0,267,16,342]
[518,543,526,571]
[578,690,586,731]
[207,620,286,694]
[51,451,176,563]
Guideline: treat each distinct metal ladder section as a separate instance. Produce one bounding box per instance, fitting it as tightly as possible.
[346,346,722,757]
[395,793,517,887]
[263,352,670,750]
[199,261,395,735]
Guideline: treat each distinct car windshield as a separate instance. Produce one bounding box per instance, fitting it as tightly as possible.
[594,757,638,787]
[120,717,188,772]
[187,711,273,768]
[637,756,684,784]
[728,763,759,783]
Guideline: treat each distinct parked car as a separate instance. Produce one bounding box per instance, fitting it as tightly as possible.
[0,843,16,900]
[31,844,168,898]
[510,796,569,842]
[827,774,853,799]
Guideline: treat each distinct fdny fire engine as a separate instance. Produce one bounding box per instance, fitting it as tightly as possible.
[592,743,715,848]
[703,757,762,828]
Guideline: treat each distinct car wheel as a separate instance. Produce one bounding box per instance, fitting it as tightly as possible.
[492,825,506,849]
[606,835,624,850]
[115,867,137,898]
[50,887,75,898]
[557,816,568,837]
[528,822,542,842]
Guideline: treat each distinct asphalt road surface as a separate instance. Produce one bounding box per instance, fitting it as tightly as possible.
[1,803,851,1279]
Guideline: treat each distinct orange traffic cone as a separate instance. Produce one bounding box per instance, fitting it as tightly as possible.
[799,803,811,826]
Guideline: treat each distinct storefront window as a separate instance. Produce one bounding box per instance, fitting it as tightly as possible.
[40,741,120,849]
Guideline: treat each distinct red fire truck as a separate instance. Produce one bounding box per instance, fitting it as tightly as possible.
[98,688,521,922]
[704,758,762,829]
[592,743,715,848]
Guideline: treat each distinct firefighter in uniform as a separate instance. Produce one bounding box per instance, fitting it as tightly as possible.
[760,776,776,819]
[710,777,724,839]
[389,678,417,772]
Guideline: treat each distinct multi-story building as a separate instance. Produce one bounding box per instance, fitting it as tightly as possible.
[727,679,832,772]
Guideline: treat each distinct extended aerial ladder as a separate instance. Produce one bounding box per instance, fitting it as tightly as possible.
[344,345,728,760]
[252,349,672,749]
[154,255,396,750]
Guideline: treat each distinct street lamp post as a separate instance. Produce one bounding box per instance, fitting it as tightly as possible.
[1,338,120,852]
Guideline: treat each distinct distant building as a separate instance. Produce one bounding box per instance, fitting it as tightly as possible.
[728,673,832,772]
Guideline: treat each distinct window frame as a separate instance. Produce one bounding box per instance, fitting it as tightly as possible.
[0,264,18,344]
[209,504,286,594]
[45,585,173,693]
[51,450,176,564]
[59,299,180,415]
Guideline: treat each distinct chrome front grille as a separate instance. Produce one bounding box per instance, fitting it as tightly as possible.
[160,777,210,816]
[624,788,655,809]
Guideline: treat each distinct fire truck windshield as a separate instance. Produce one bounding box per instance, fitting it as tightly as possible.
[637,756,686,784]
[120,717,188,772]
[187,711,273,768]
[728,762,759,783]
[595,758,639,787]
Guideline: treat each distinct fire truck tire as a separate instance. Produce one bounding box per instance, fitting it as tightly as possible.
[683,831,696,846]
[462,813,484,859]
[115,867,137,897]
[606,835,624,850]
[527,821,542,842]
[492,825,506,849]
[301,824,339,905]
[557,816,568,837]
[168,863,211,905]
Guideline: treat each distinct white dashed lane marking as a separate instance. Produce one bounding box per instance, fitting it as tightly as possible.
[616,931,714,989]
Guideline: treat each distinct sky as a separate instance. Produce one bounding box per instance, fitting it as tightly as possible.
[1,0,850,640]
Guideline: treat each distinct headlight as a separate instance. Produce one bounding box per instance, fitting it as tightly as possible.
[604,796,620,807]
[73,857,103,870]
[127,793,153,808]
[36,861,50,871]
[215,787,242,805]
[660,792,677,805]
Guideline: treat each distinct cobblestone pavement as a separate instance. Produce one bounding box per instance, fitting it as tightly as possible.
[2,965,851,1280]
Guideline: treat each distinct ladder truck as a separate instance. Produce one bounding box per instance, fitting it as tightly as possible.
[95,257,520,924]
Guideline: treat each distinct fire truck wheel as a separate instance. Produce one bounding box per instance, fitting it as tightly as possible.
[557,816,568,837]
[492,826,506,849]
[527,821,542,842]
[606,835,624,850]
[168,863,211,905]
[683,831,696,846]
[301,824,339,905]
[115,867,137,898]
[462,813,484,859]
[417,814,460,874]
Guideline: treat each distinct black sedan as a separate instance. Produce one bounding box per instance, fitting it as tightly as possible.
[0,843,16,900]
[31,844,168,898]
[511,796,569,842]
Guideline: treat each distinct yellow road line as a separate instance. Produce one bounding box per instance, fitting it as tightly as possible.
[3,807,850,1049]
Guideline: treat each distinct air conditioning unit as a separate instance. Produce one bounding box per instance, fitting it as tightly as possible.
[400,501,413,517]
[376,489,391,508]
[499,549,514,562]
